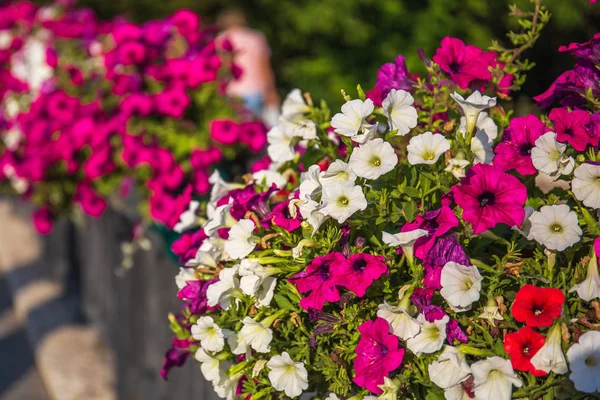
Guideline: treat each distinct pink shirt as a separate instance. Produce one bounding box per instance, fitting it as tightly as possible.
[219,27,271,98]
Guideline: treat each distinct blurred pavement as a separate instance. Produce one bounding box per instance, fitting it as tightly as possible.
[0,274,48,399]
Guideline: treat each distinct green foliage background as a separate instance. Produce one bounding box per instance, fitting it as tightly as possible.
[52,0,600,108]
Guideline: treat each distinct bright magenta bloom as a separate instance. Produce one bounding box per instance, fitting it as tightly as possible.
[453,164,527,234]
[432,37,495,89]
[494,115,549,175]
[332,253,388,297]
[353,318,404,394]
[549,107,595,151]
[289,252,347,310]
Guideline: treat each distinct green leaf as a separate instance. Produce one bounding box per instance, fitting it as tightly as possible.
[425,387,445,400]
[580,208,600,235]
[385,129,399,140]
[274,294,297,311]
[404,186,420,198]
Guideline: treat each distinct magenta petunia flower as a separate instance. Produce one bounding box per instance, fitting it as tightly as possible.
[452,163,527,234]
[353,318,404,394]
[432,37,496,90]
[32,207,54,235]
[177,278,218,314]
[331,253,388,297]
[376,55,415,96]
[289,252,348,310]
[239,121,268,152]
[210,119,241,146]
[401,205,458,260]
[269,200,302,232]
[494,114,549,175]
[549,107,595,151]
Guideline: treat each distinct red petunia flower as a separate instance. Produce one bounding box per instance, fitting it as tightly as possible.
[504,327,547,376]
[511,285,565,327]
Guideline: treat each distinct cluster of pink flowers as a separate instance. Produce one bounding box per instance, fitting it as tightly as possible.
[0,1,268,233]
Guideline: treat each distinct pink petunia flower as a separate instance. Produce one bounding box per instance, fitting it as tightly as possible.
[269,200,302,232]
[353,318,404,394]
[432,37,496,90]
[549,107,595,151]
[494,114,549,175]
[401,205,458,260]
[331,253,388,297]
[452,163,527,234]
[210,119,241,146]
[289,252,348,310]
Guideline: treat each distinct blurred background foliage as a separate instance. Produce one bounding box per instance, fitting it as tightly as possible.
[38,0,600,108]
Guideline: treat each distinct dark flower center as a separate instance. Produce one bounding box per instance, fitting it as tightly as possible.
[533,304,544,316]
[449,61,462,73]
[478,191,496,207]
[522,345,530,355]
[519,143,533,156]
[353,257,368,271]
[563,127,574,137]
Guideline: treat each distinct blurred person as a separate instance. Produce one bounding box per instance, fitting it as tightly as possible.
[218,9,280,126]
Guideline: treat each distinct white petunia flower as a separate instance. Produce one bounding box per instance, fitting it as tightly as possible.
[207,172,244,218]
[566,330,600,393]
[331,98,377,144]
[530,323,568,375]
[444,383,474,400]
[191,316,225,352]
[224,219,257,260]
[204,200,235,237]
[267,123,296,163]
[239,316,273,353]
[299,199,327,233]
[195,348,225,383]
[325,393,340,400]
[572,163,600,209]
[511,205,535,240]
[4,126,23,151]
[407,131,450,165]
[529,204,582,251]
[213,373,241,400]
[281,117,318,140]
[458,111,498,140]
[253,170,288,189]
[206,266,240,310]
[225,330,249,356]
[450,91,497,135]
[406,314,448,356]
[428,346,471,389]
[239,259,278,307]
[186,238,224,268]
[471,356,522,400]
[470,130,495,164]
[440,262,483,312]
[382,89,418,135]
[445,158,470,179]
[173,200,200,233]
[348,138,398,180]
[0,31,12,50]
[382,229,429,265]
[299,165,322,201]
[175,268,196,290]
[377,301,421,340]
[319,181,367,223]
[570,252,600,302]
[267,352,309,398]
[281,88,310,120]
[531,132,575,178]
[320,159,357,184]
